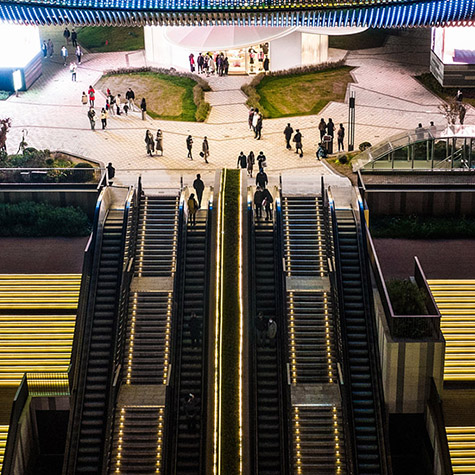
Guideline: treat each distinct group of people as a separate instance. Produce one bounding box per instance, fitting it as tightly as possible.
[189,52,230,77]
[145,129,164,156]
[237,150,267,178]
[248,108,264,140]
[283,124,304,157]
[255,312,278,347]
[185,135,209,163]
[318,118,346,154]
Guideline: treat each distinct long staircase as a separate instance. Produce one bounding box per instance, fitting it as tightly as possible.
[75,211,125,472]
[251,216,287,474]
[169,206,209,474]
[282,196,346,474]
[334,209,384,474]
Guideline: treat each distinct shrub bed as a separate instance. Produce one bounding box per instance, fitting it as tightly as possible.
[0,202,91,237]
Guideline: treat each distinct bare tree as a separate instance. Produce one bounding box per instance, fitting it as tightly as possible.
[0,118,11,155]
[438,101,460,127]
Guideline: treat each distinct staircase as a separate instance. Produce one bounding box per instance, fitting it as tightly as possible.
[171,209,208,474]
[447,426,475,474]
[335,209,382,474]
[75,211,124,472]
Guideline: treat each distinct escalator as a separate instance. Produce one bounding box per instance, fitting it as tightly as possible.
[168,206,210,474]
[335,208,386,474]
[75,210,125,472]
[250,212,288,474]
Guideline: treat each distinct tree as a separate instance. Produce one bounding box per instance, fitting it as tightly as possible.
[438,101,460,127]
[0,118,11,156]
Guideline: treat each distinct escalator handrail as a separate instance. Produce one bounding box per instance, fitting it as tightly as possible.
[354,198,392,475]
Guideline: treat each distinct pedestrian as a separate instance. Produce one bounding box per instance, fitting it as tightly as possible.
[327,118,335,152]
[123,103,129,116]
[87,107,96,130]
[337,123,345,152]
[459,104,467,125]
[115,94,122,115]
[256,151,267,170]
[415,123,425,140]
[254,186,264,220]
[145,130,155,156]
[318,118,327,141]
[262,187,274,221]
[201,136,209,163]
[125,88,136,111]
[140,98,147,120]
[81,91,88,105]
[188,193,198,225]
[47,39,54,58]
[255,114,263,140]
[197,53,204,74]
[75,45,82,64]
[186,135,193,160]
[61,46,68,66]
[224,57,229,75]
[316,143,327,160]
[183,393,199,431]
[247,151,255,178]
[209,55,215,75]
[267,318,277,347]
[69,62,77,81]
[256,168,268,189]
[193,174,205,208]
[42,41,47,58]
[248,108,254,130]
[456,89,463,103]
[101,108,108,129]
[237,151,247,169]
[106,162,115,185]
[189,312,201,348]
[255,311,268,346]
[189,53,195,72]
[63,27,70,44]
[263,56,269,73]
[88,85,95,107]
[252,109,259,134]
[71,29,77,47]
[284,123,293,150]
[155,129,163,156]
[293,129,303,157]
[429,121,437,135]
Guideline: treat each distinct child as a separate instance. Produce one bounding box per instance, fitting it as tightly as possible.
[123,103,129,116]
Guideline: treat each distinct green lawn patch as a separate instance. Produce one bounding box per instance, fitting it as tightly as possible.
[220,169,241,473]
[415,73,475,108]
[76,26,144,52]
[329,29,389,50]
[371,215,475,239]
[243,66,353,118]
[0,202,91,237]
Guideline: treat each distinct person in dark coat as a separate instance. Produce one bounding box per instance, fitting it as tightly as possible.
[183,393,200,431]
[193,174,205,208]
[256,168,268,189]
[337,124,345,152]
[255,114,263,140]
[267,318,277,347]
[237,152,247,169]
[186,135,193,160]
[201,136,209,163]
[140,98,147,120]
[261,187,274,221]
[255,311,268,346]
[63,27,70,44]
[284,123,293,150]
[256,151,266,170]
[318,118,327,141]
[106,162,115,185]
[145,130,154,156]
[155,129,163,156]
[327,118,335,154]
[197,53,204,74]
[293,129,303,157]
[247,151,255,178]
[189,312,201,348]
[248,108,254,130]
[459,104,467,125]
[253,186,264,220]
[188,193,198,225]
[71,29,77,47]
[87,107,96,130]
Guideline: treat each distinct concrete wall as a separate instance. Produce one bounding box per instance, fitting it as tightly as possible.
[431,50,475,88]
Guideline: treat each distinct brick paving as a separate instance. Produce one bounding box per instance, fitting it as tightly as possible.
[1,27,473,189]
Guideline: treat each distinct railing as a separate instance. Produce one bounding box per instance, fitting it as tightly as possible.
[3,371,70,474]
[0,167,103,184]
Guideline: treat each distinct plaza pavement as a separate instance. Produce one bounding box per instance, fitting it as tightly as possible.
[1,26,473,190]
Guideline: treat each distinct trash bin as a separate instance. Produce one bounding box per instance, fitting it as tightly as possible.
[323,134,333,155]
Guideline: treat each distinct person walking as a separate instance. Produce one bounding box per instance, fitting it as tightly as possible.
[69,62,77,81]
[256,151,267,170]
[267,318,277,347]
[256,168,268,189]
[189,312,201,348]
[47,39,54,58]
[248,108,254,130]
[318,118,327,141]
[197,53,204,74]
[255,311,268,346]
[63,27,70,44]
[327,118,335,154]
[284,123,293,150]
[337,123,345,152]
[252,108,259,134]
[456,89,463,103]
[42,41,47,58]
[88,85,95,107]
[255,114,263,140]
[459,104,467,125]
[61,46,68,66]
[126,88,136,111]
[189,53,195,72]
[237,151,247,169]
[193,174,205,208]
[293,129,303,157]
[140,98,147,120]
[115,94,122,115]
[106,162,115,185]
[71,29,77,47]
[75,45,82,65]
[100,108,108,129]
[201,137,209,163]
[254,186,264,220]
[145,130,155,156]
[262,187,274,221]
[155,129,163,156]
[188,193,198,226]
[87,107,96,130]
[186,135,193,160]
[247,151,255,178]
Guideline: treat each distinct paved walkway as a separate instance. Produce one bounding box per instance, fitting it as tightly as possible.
[2,27,473,190]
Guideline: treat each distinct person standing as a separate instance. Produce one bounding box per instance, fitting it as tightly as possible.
[87,107,96,130]
[263,56,269,73]
[42,41,47,58]
[224,57,229,75]
[255,311,268,346]
[248,108,254,130]
[293,129,303,157]
[155,129,163,156]
[88,85,95,107]
[201,136,209,163]
[255,114,263,140]
[183,393,199,432]
[256,168,268,189]
[337,123,345,152]
[189,312,201,348]
[456,89,463,103]
[47,39,54,58]
[284,123,293,150]
[145,130,154,156]
[188,193,198,226]
[459,104,467,125]
[193,174,205,208]
[115,94,122,116]
[197,53,204,74]
[186,135,193,160]
[252,109,259,134]
[100,108,108,129]
[75,45,82,64]
[63,27,70,44]
[318,118,327,141]
[71,29,77,47]
[237,151,247,169]
[327,118,335,154]
[61,46,68,66]
[189,53,195,72]
[267,318,277,347]
[262,187,274,221]
[247,151,255,178]
[126,88,136,111]
[140,98,147,120]
[254,186,264,220]
[70,62,77,81]
[428,121,437,135]
[106,162,115,185]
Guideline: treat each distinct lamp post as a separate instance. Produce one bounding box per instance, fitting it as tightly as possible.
[348,91,355,152]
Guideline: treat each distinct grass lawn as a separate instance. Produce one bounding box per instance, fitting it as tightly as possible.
[255,66,353,118]
[415,73,475,108]
[96,72,197,121]
[325,153,358,184]
[329,29,389,50]
[77,26,144,53]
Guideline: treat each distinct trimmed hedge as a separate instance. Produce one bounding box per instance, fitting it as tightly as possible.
[0,202,91,237]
